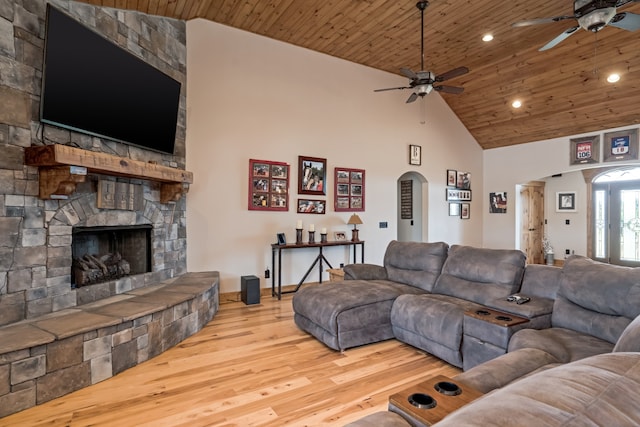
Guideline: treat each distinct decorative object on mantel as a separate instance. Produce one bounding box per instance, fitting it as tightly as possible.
[97,180,143,211]
[24,145,192,203]
[569,135,600,165]
[334,167,365,212]
[248,159,289,211]
[603,128,639,163]
[347,213,363,242]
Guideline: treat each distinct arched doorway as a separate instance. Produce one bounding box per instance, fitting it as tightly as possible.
[397,172,428,242]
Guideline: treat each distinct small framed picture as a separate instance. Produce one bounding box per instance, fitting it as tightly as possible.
[446,188,472,201]
[456,171,471,189]
[276,233,286,245]
[299,156,326,195]
[334,231,347,241]
[461,203,470,219]
[447,169,457,187]
[449,203,460,216]
[409,144,421,165]
[249,159,289,211]
[556,192,577,212]
[603,128,639,162]
[570,135,600,165]
[334,167,365,212]
[297,199,326,214]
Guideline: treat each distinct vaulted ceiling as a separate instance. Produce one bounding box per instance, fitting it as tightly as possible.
[79,0,640,149]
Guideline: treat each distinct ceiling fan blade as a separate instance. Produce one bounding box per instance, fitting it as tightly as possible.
[374,86,411,92]
[512,15,575,27]
[539,26,580,51]
[434,85,464,94]
[435,66,469,82]
[406,93,419,103]
[615,0,640,7]
[400,67,418,80]
[610,12,640,31]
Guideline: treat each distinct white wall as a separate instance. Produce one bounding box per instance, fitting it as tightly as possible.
[186,20,483,293]
[483,125,640,251]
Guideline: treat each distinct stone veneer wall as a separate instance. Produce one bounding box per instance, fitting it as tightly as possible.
[0,0,188,327]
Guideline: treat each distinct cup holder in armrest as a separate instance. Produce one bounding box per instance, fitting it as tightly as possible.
[495,315,512,321]
[434,381,462,396]
[475,310,490,316]
[408,393,437,409]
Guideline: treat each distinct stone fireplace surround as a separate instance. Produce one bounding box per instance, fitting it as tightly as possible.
[0,0,223,418]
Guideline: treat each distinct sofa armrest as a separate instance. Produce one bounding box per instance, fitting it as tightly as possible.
[487,295,554,321]
[343,264,388,281]
[453,348,560,393]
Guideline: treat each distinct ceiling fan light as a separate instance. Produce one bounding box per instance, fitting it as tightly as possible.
[607,73,620,83]
[512,100,522,108]
[482,34,494,42]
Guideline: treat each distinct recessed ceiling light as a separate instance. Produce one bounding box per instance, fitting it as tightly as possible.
[607,73,620,83]
[512,100,522,108]
[482,34,494,42]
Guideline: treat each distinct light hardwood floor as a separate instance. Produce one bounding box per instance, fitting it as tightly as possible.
[3,294,460,426]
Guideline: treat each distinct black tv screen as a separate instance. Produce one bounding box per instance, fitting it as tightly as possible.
[41,5,181,155]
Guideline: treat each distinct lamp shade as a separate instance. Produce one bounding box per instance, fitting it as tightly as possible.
[347,214,363,225]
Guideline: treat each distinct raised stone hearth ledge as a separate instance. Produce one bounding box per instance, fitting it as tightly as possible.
[0,271,219,418]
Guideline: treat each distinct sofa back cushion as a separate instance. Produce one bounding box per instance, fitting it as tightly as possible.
[433,245,526,305]
[552,255,640,344]
[520,264,562,299]
[383,240,448,292]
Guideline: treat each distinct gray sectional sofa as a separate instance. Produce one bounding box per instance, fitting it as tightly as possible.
[291,240,640,426]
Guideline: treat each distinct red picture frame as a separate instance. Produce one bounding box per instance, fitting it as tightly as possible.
[334,167,365,212]
[248,159,289,211]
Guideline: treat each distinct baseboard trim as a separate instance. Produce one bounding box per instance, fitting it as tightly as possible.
[220,282,320,304]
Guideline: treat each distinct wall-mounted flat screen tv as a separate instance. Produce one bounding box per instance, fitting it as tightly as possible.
[40,5,181,155]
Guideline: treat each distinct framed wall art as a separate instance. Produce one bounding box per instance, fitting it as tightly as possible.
[299,156,326,195]
[446,188,472,201]
[248,159,289,211]
[447,169,457,187]
[456,171,471,189]
[570,135,600,165]
[603,128,639,163]
[489,192,507,213]
[556,191,577,212]
[409,144,422,166]
[461,203,471,219]
[334,167,365,212]
[449,203,460,216]
[297,199,326,214]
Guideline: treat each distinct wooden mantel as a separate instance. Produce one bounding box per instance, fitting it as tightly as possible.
[25,145,193,203]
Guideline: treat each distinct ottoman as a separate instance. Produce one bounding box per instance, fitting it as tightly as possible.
[293,280,420,351]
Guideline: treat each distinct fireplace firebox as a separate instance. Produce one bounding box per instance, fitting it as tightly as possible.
[72,225,152,287]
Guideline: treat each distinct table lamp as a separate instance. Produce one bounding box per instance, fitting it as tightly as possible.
[347,214,363,242]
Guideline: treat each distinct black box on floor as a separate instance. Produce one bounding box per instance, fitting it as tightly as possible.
[241,275,260,305]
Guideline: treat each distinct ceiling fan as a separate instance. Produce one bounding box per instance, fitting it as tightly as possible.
[374,1,469,103]
[513,0,640,51]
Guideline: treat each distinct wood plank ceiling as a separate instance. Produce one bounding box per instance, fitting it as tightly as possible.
[78,0,640,149]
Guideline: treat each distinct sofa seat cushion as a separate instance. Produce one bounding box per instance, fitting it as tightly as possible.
[432,352,640,427]
[508,327,614,363]
[293,280,424,351]
[614,314,640,353]
[391,294,484,368]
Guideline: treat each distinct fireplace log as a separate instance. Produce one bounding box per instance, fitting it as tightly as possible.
[73,252,132,287]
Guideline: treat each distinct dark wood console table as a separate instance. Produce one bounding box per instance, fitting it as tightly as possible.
[271,240,364,299]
